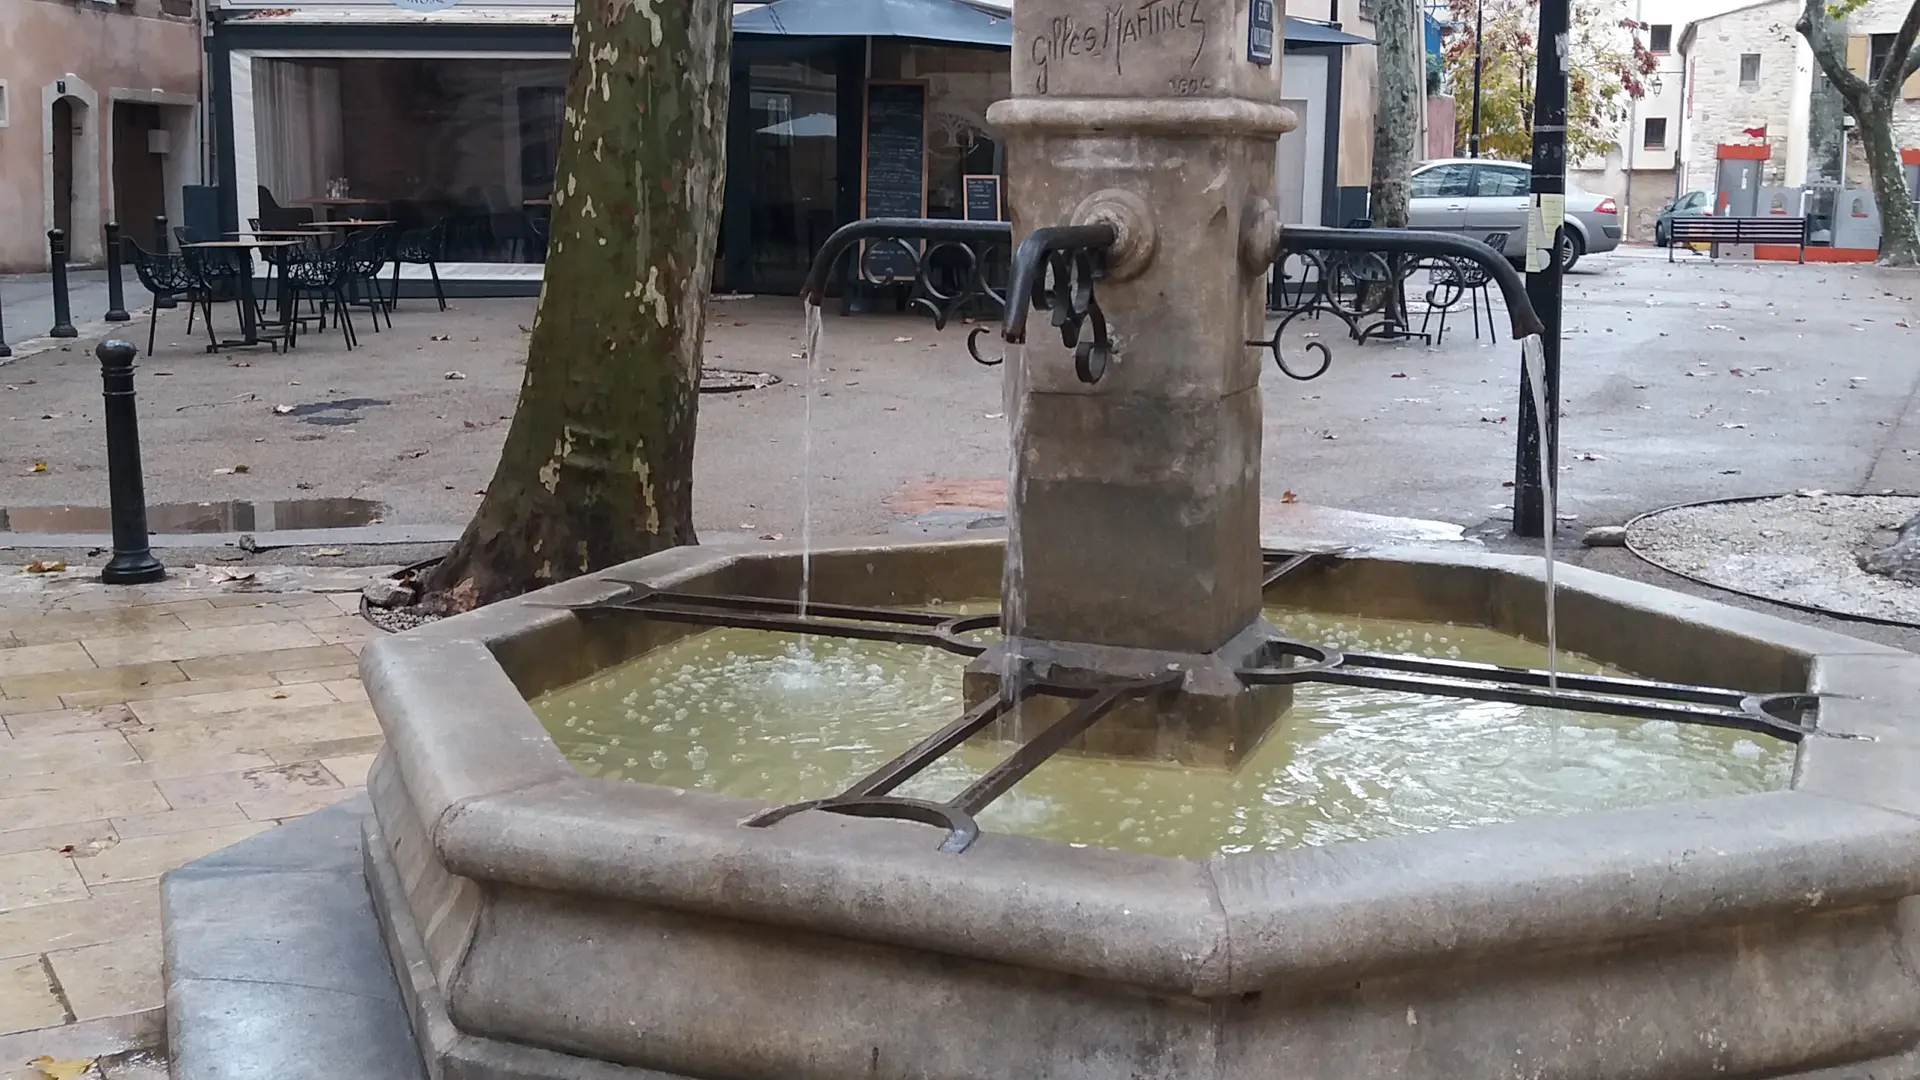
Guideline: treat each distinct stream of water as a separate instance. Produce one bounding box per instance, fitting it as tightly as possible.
[1520,333,1558,688]
[799,301,824,619]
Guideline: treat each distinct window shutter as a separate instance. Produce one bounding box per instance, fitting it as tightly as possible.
[1847,35,1869,76]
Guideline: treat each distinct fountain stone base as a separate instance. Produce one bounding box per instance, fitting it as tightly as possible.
[962,618,1290,768]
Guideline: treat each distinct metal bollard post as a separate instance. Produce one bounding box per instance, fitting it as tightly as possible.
[153,216,176,309]
[96,340,166,585]
[0,281,11,359]
[104,222,130,322]
[48,229,78,338]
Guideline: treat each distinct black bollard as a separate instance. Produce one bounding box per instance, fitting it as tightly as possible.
[48,229,78,338]
[0,279,11,359]
[153,216,176,309]
[97,340,166,584]
[103,222,130,322]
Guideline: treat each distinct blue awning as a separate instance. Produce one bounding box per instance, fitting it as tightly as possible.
[732,1,1370,50]
[733,0,1014,47]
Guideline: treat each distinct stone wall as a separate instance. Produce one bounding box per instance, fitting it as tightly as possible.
[0,0,201,271]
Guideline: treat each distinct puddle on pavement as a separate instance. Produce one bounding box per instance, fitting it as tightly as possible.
[0,498,386,534]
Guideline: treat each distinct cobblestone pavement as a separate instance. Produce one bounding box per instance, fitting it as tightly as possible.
[0,564,391,1076]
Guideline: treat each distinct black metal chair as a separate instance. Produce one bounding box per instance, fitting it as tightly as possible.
[1420,259,1499,346]
[344,225,397,331]
[279,245,358,351]
[390,221,448,311]
[124,238,198,353]
[180,245,276,353]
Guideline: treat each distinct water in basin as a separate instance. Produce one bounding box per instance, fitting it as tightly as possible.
[530,609,1792,857]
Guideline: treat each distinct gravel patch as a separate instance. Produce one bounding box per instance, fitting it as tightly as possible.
[1629,493,1920,625]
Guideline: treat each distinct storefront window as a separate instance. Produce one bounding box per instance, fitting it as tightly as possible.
[252,57,567,262]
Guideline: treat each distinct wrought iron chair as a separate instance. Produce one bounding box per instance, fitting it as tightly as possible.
[124,238,198,354]
[343,225,397,331]
[390,221,448,311]
[279,244,358,351]
[1419,258,1499,346]
[181,245,279,353]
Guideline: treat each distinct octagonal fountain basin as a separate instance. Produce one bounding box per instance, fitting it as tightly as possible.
[361,537,1920,1080]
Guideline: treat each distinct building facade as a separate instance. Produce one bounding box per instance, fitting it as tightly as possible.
[1676,0,1920,208]
[0,0,203,271]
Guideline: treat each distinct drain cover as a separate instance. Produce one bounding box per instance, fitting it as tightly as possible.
[701,368,780,393]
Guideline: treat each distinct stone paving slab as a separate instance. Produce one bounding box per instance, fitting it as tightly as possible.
[0,564,391,1072]
[162,797,423,1080]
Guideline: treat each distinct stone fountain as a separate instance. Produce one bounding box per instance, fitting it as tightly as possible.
[161,1,1920,1078]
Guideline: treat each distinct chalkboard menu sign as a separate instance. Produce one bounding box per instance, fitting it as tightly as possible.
[861,79,929,282]
[963,174,1003,222]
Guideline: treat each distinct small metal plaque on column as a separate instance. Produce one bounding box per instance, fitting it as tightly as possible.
[1249,0,1276,64]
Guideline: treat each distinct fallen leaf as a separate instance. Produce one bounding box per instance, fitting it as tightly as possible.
[310,548,347,557]
[1390,372,1409,378]
[1705,324,1731,331]
[431,334,451,341]
[399,448,429,459]
[983,412,1005,420]
[1502,480,1516,487]
[444,371,467,380]
[30,1055,96,1080]
[30,461,47,473]
[462,419,478,429]
[22,560,67,574]
[212,464,251,475]
[759,533,786,541]
[893,336,914,343]
[273,404,295,414]
[270,691,289,700]
[295,481,315,490]
[1575,452,1605,460]
[212,568,257,582]
[1281,490,1299,504]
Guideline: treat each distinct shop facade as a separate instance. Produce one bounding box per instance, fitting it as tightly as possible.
[204,0,1362,295]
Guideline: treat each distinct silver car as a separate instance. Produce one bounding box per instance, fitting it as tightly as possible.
[1407,158,1622,271]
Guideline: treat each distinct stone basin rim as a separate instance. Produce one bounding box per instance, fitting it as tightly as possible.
[361,533,1920,1000]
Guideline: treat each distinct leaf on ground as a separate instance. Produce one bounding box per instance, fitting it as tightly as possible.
[30,1056,97,1080]
[893,336,914,343]
[759,533,786,541]
[273,404,295,414]
[30,461,47,473]
[431,334,451,341]
[213,464,250,475]
[443,370,467,380]
[22,560,67,574]
[1281,490,1299,504]
[270,691,289,700]
[1390,372,1408,378]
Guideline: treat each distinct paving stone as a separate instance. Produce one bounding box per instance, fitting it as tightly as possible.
[322,678,370,704]
[124,702,379,761]
[0,782,169,835]
[157,762,340,811]
[5,755,276,797]
[80,623,325,669]
[265,734,386,766]
[128,683,338,728]
[0,957,66,1035]
[242,786,364,823]
[3,609,192,647]
[0,731,139,780]
[49,933,164,1020]
[60,674,280,711]
[1,705,140,740]
[176,645,358,681]
[0,850,88,912]
[0,820,116,860]
[0,643,97,681]
[0,889,161,959]
[74,823,274,888]
[110,805,251,840]
[271,665,361,686]
[0,662,188,706]
[300,617,374,646]
[320,754,378,788]
[164,798,422,1080]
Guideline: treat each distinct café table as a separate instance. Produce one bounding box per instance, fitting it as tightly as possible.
[181,239,302,351]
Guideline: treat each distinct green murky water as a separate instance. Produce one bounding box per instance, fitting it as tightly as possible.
[530,609,1792,857]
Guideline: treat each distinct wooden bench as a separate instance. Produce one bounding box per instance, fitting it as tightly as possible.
[1668,216,1809,262]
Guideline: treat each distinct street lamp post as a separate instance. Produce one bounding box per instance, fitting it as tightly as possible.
[1469,0,1484,157]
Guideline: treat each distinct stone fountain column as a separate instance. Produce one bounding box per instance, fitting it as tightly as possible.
[970,0,1298,767]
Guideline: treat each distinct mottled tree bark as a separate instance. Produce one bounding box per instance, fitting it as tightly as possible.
[1369,0,1421,229]
[1797,0,1920,267]
[421,0,731,612]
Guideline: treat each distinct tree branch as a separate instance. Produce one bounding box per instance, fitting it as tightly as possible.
[1798,0,1873,102]
[1874,0,1920,98]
